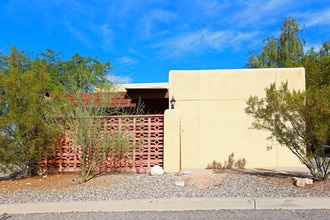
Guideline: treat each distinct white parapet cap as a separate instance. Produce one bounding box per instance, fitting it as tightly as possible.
[94,82,169,92]
[124,83,169,90]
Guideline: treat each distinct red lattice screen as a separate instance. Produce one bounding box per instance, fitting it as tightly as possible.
[40,114,164,172]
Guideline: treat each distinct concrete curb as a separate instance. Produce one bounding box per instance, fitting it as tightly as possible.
[1,197,330,214]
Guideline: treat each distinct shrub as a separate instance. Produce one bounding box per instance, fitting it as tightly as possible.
[206,153,247,169]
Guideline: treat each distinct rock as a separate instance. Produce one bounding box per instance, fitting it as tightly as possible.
[150,165,164,176]
[292,177,313,187]
[175,181,186,187]
[182,170,192,175]
[136,167,146,174]
[304,178,314,185]
[293,179,305,187]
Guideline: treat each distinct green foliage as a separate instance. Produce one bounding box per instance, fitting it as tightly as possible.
[0,47,115,177]
[0,48,61,176]
[247,18,304,68]
[39,49,111,93]
[245,18,330,180]
[245,82,330,180]
[206,153,247,170]
[59,91,143,182]
[246,83,306,157]
[246,81,330,179]
[303,41,330,90]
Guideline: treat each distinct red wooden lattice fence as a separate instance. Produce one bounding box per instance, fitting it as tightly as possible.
[40,114,164,172]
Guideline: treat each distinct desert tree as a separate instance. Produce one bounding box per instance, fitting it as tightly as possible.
[245,82,329,180]
[245,18,330,180]
[246,18,304,68]
[58,88,144,182]
[39,49,111,93]
[0,48,60,176]
[0,47,115,176]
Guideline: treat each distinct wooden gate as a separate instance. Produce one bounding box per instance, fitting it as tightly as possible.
[40,114,164,172]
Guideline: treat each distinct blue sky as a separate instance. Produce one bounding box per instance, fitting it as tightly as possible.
[1,0,330,83]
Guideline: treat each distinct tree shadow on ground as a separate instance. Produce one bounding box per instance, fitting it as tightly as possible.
[0,213,11,220]
[0,170,24,181]
[213,168,313,179]
[82,169,137,183]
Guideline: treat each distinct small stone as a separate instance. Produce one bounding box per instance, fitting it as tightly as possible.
[292,177,313,187]
[303,178,313,185]
[182,170,192,175]
[136,167,146,174]
[293,177,304,187]
[42,175,48,179]
[175,181,186,187]
[150,165,164,176]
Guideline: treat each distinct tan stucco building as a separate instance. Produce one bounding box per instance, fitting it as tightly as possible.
[164,68,306,172]
[42,68,306,173]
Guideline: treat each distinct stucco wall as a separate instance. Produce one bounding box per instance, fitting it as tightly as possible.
[167,68,305,170]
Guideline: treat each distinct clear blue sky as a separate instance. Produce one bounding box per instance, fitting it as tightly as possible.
[1,0,330,83]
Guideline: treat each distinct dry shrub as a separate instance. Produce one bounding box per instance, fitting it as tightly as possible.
[206,153,247,169]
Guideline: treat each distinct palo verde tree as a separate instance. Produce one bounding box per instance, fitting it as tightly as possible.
[59,91,143,182]
[245,18,330,180]
[40,50,143,182]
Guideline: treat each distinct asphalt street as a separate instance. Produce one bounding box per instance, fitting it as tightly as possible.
[5,209,330,220]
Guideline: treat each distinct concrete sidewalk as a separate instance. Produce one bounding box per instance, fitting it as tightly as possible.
[1,197,330,214]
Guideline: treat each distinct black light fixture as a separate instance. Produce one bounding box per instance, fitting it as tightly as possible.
[170,96,176,109]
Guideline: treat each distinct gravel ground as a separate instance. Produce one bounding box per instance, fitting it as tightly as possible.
[1,169,330,204]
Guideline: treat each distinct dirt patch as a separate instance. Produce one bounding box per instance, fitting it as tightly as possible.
[0,172,129,193]
[184,173,226,189]
[0,169,227,192]
[0,172,81,192]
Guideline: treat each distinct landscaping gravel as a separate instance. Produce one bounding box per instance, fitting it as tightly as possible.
[1,169,330,204]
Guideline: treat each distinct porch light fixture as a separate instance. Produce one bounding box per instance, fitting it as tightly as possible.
[170,96,176,109]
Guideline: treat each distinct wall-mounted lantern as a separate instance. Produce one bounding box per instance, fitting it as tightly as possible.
[170,96,176,109]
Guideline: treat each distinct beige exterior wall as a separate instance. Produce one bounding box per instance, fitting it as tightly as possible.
[165,68,306,171]
[163,109,181,172]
